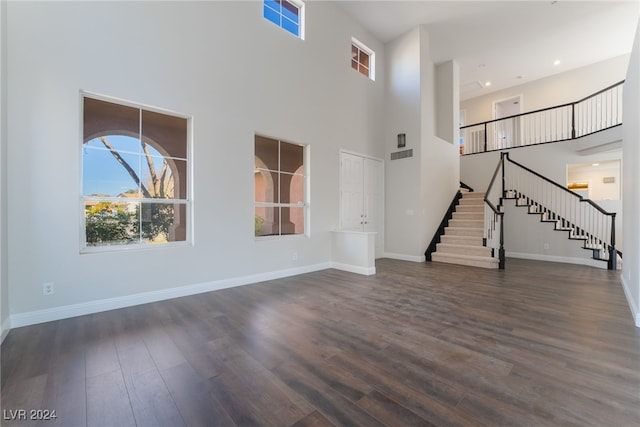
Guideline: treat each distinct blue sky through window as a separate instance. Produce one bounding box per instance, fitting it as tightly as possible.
[83,135,170,197]
[263,0,301,37]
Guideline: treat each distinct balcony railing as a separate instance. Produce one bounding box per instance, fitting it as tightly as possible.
[460,80,624,155]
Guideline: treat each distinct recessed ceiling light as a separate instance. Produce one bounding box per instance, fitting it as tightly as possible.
[553,59,561,66]
[592,163,600,167]
[485,81,492,87]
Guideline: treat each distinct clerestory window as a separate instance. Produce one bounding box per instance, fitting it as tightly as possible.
[81,95,191,250]
[263,0,305,39]
[351,37,375,80]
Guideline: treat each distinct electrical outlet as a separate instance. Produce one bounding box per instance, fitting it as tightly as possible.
[543,243,549,250]
[42,282,54,296]
[292,251,298,261]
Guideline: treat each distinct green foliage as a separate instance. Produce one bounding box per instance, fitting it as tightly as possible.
[85,136,178,246]
[85,202,175,245]
[140,204,174,243]
[85,202,137,245]
[255,215,264,236]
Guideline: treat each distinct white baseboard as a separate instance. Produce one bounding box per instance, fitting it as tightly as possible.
[1,317,10,344]
[383,252,426,262]
[620,275,640,328]
[506,251,608,269]
[331,262,376,276]
[10,262,332,328]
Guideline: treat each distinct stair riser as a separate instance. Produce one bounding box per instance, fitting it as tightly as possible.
[461,192,485,199]
[459,199,484,206]
[436,244,492,257]
[456,205,484,213]
[440,236,484,246]
[449,220,483,228]
[452,212,484,221]
[445,228,484,237]
[431,253,498,269]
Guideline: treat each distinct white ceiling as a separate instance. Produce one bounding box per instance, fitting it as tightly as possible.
[335,1,640,100]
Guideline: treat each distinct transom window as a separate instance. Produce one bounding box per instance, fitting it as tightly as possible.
[254,135,307,237]
[81,95,191,250]
[263,0,304,39]
[351,38,375,80]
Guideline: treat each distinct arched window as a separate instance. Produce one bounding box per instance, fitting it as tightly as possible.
[81,95,190,249]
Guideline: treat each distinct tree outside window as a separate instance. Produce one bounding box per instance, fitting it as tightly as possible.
[82,96,190,249]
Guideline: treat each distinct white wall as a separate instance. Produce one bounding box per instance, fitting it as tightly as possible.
[504,200,610,269]
[567,161,621,201]
[435,60,457,144]
[462,55,630,124]
[383,28,423,258]
[383,27,459,260]
[622,20,640,327]
[1,0,9,341]
[419,27,460,256]
[6,1,386,325]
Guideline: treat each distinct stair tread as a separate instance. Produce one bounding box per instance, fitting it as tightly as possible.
[441,236,484,244]
[437,242,487,249]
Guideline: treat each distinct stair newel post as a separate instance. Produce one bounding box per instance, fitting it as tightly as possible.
[497,152,507,269]
[608,213,617,270]
[499,211,505,270]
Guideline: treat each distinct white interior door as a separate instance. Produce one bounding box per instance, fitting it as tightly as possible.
[493,95,522,148]
[340,152,384,257]
[340,153,364,231]
[363,158,382,233]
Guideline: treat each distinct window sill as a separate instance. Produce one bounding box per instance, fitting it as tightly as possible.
[80,240,192,255]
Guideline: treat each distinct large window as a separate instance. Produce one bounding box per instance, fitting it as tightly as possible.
[351,37,375,80]
[81,95,190,250]
[263,0,304,39]
[254,135,307,237]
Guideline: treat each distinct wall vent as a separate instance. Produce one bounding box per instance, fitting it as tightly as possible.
[391,149,413,160]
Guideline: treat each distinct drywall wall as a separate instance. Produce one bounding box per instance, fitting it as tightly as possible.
[6,1,386,324]
[0,0,8,341]
[383,28,424,259]
[419,29,460,257]
[567,160,621,201]
[622,20,640,326]
[503,200,609,269]
[435,60,457,144]
[383,27,460,260]
[462,55,630,125]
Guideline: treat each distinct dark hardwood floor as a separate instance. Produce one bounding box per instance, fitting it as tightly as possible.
[2,258,640,426]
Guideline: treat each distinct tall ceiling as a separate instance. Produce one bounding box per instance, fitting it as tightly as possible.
[335,1,640,100]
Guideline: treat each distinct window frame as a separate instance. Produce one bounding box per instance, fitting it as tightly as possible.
[263,0,305,39]
[254,134,309,239]
[80,92,193,253]
[351,37,375,81]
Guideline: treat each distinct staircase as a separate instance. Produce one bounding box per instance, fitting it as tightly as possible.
[507,190,618,267]
[431,191,499,269]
